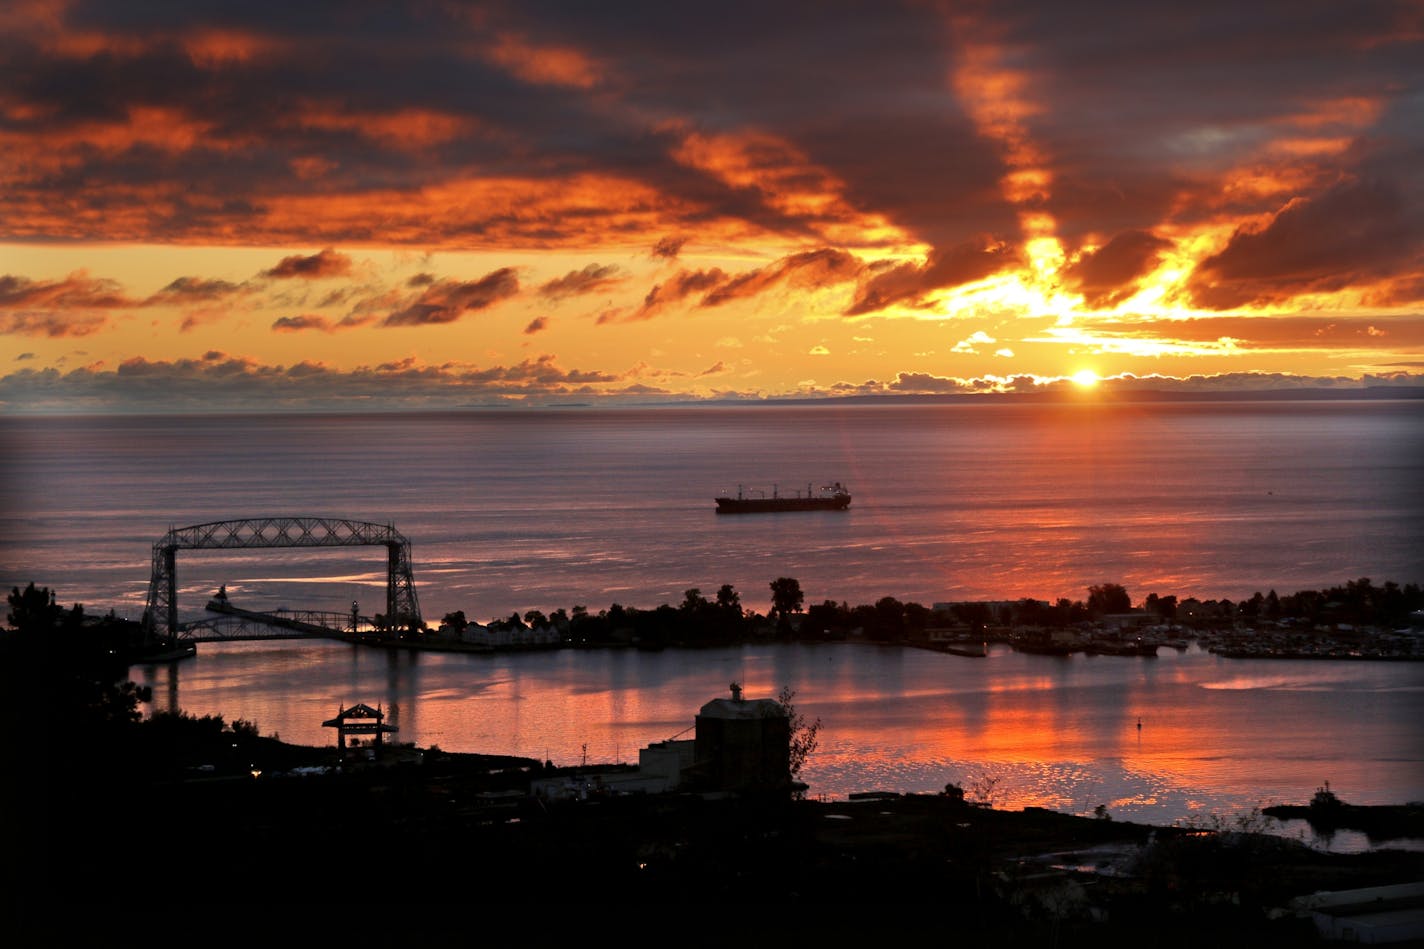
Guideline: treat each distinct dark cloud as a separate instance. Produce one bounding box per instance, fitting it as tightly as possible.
[262,248,353,280]
[146,276,243,304]
[383,268,521,326]
[538,263,622,299]
[846,241,1020,315]
[652,236,688,259]
[0,273,134,310]
[599,248,866,322]
[524,316,549,334]
[0,351,637,412]
[1187,179,1420,309]
[1064,230,1174,308]
[0,272,131,335]
[702,248,862,307]
[1103,371,1404,392]
[272,314,336,333]
[0,313,109,337]
[887,372,977,394]
[1079,314,1424,350]
[6,350,1418,413]
[626,268,728,321]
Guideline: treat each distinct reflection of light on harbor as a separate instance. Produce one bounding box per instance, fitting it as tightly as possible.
[1199,669,1385,691]
[125,641,1424,854]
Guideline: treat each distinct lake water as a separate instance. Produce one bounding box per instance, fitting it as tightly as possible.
[4,400,1422,625]
[3,400,1422,849]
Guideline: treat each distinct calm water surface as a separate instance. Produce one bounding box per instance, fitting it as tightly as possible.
[3,401,1422,623]
[5,402,1422,850]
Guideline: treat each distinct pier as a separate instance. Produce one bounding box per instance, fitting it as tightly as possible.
[186,595,376,643]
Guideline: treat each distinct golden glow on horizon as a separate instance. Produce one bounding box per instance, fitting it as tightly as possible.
[1071,368,1100,388]
[3,231,1416,412]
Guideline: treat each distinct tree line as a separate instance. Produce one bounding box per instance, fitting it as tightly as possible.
[438,575,1424,648]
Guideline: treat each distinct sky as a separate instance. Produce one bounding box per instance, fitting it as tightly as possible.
[2,0,1423,412]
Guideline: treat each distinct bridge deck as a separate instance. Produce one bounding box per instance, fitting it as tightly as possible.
[179,601,373,643]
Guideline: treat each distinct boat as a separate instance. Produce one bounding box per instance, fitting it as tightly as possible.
[941,641,988,658]
[714,481,852,514]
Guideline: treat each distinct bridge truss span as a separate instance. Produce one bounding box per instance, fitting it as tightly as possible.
[143,516,423,646]
[163,516,416,551]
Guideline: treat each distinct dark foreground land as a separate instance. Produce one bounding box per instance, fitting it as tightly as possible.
[16,739,1423,945]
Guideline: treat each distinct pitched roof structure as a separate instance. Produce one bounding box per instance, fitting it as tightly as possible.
[322,702,398,747]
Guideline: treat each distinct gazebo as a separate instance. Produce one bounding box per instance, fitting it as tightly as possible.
[322,702,398,751]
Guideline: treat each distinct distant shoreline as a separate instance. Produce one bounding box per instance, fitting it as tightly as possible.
[4,384,1422,416]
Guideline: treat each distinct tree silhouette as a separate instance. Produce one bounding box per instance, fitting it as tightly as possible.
[7,584,148,773]
[7,581,62,633]
[1088,583,1131,615]
[681,588,707,613]
[769,577,804,636]
[777,686,821,789]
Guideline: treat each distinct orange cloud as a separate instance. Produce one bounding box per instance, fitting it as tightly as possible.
[252,173,689,250]
[0,272,134,310]
[73,105,215,155]
[703,248,863,307]
[262,248,353,280]
[538,263,622,299]
[948,12,1056,242]
[0,312,108,337]
[601,248,865,323]
[484,33,603,89]
[180,28,283,68]
[623,268,728,321]
[145,276,244,303]
[667,125,910,246]
[293,106,478,151]
[382,268,520,326]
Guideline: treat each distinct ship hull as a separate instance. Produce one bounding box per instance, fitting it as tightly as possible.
[714,496,851,514]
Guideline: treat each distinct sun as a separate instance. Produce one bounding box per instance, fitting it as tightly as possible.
[1071,369,1101,388]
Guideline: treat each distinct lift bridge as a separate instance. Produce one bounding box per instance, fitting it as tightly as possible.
[141,516,423,650]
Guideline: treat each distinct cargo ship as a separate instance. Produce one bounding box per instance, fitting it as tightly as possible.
[714,481,851,514]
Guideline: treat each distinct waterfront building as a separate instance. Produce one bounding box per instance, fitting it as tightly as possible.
[531,685,792,799]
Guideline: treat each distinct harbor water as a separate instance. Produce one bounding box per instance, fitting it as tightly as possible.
[122,636,1424,853]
